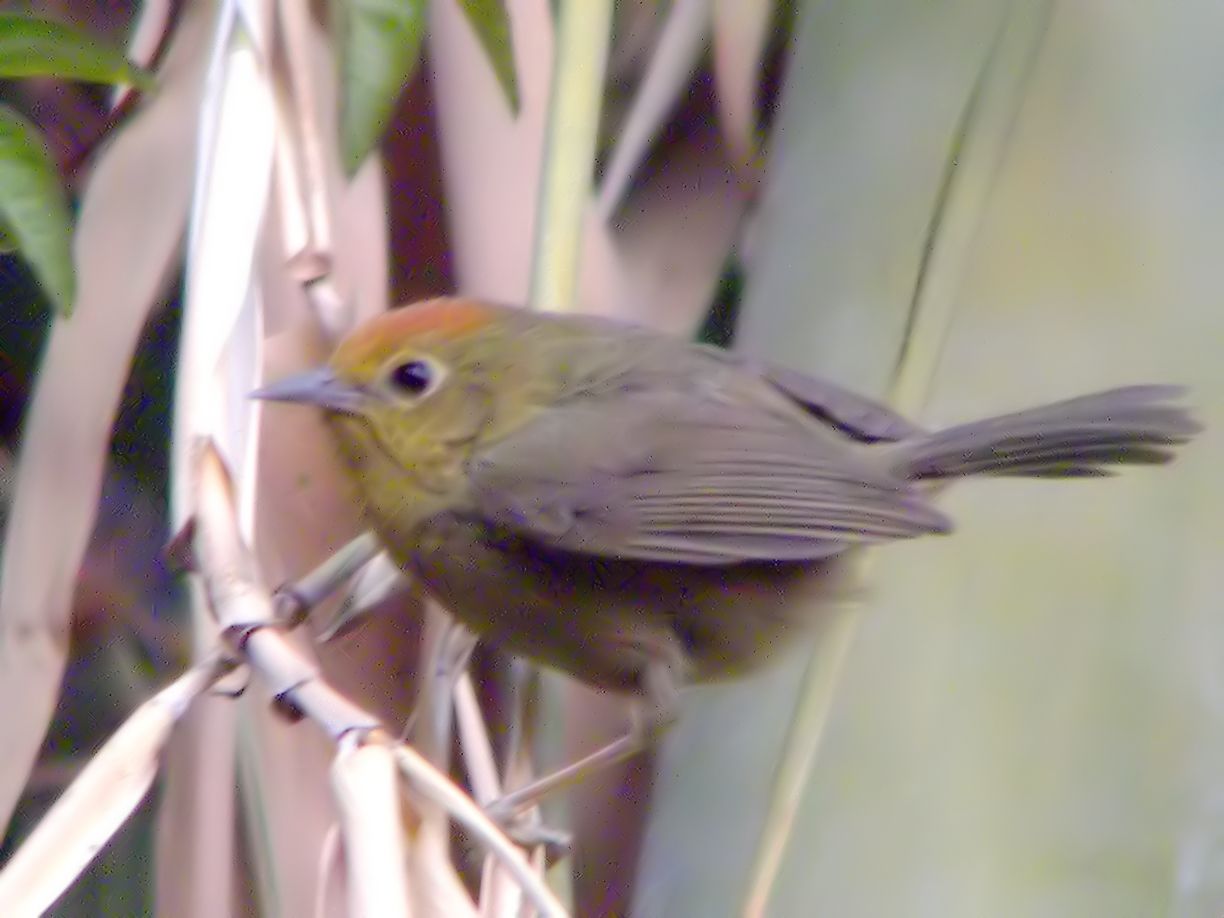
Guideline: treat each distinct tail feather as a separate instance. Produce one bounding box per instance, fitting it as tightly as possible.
[891,385,1200,481]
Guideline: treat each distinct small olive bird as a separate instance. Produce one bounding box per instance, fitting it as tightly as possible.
[255,297,1197,802]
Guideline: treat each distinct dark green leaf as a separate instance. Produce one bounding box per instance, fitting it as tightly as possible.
[457,0,519,112]
[0,105,74,313]
[335,0,428,174]
[0,217,16,254]
[0,13,152,88]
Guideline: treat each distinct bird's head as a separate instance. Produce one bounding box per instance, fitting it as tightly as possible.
[253,297,547,491]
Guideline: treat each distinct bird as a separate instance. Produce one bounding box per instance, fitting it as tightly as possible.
[254,296,1198,742]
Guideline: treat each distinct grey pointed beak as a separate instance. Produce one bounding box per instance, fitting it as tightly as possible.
[250,367,365,414]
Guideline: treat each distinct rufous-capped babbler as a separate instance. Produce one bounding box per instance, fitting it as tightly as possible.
[255,297,1198,807]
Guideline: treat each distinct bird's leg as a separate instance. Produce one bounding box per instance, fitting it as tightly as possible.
[485,705,663,824]
[270,531,383,628]
[485,634,687,825]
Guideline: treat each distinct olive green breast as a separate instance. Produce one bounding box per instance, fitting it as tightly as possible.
[407,512,857,694]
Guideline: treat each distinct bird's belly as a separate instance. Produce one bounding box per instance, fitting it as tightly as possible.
[407,515,857,694]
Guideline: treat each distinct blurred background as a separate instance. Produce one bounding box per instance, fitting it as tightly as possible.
[0,1,1221,916]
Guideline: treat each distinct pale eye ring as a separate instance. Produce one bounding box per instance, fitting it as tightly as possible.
[388,359,435,396]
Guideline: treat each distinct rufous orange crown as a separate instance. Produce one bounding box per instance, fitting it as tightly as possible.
[330,297,499,371]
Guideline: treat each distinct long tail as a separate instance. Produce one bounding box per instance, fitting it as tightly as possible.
[889,385,1200,480]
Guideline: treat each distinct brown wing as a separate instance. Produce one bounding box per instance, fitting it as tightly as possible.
[467,388,950,565]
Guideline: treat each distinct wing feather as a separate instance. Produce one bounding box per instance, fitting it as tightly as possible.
[468,388,948,565]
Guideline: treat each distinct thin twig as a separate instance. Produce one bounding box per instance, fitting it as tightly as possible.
[331,738,414,918]
[392,746,568,918]
[191,440,568,916]
[455,673,503,806]
[318,549,410,642]
[273,531,382,628]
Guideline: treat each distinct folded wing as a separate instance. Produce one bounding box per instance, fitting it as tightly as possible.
[468,390,950,565]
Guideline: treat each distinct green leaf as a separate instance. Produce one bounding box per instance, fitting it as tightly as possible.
[0,218,16,254]
[0,105,74,314]
[457,0,519,112]
[0,13,152,89]
[335,0,428,175]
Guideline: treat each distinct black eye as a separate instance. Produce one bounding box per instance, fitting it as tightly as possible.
[388,360,433,395]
